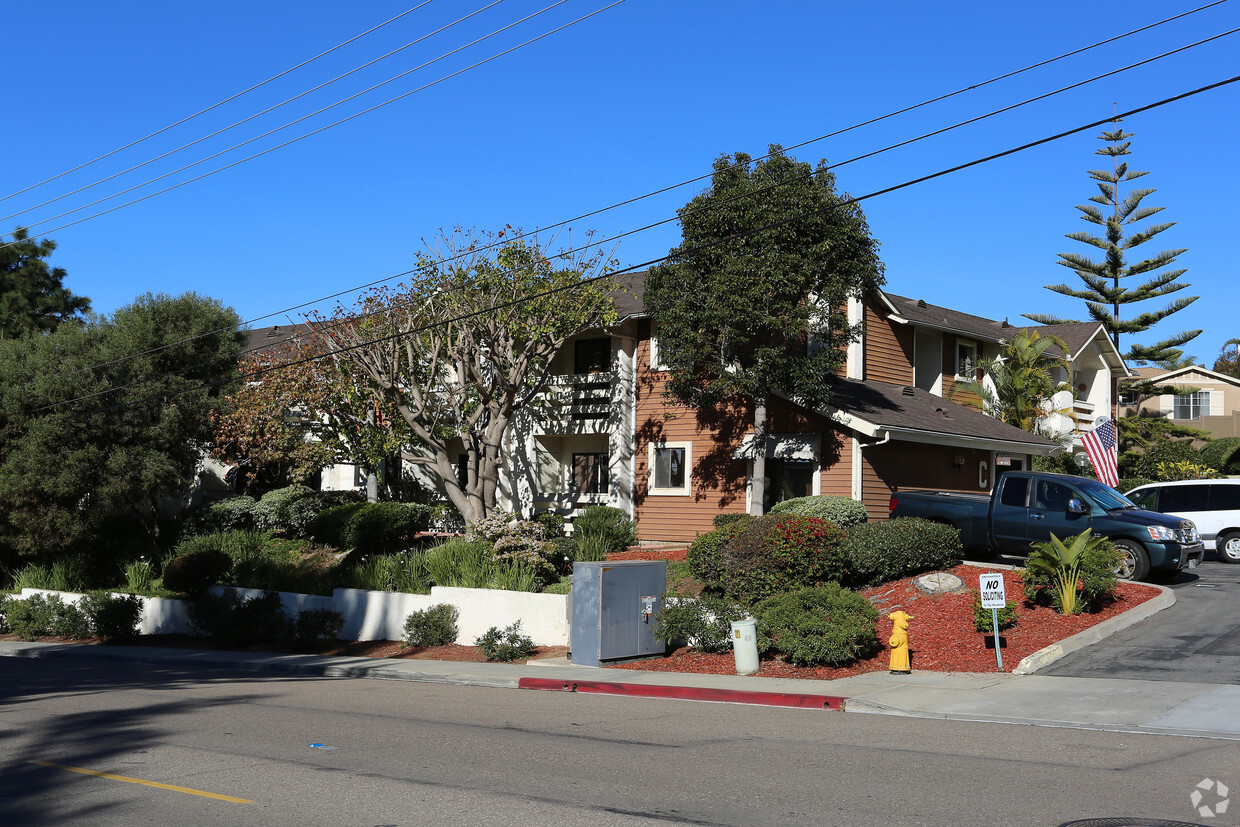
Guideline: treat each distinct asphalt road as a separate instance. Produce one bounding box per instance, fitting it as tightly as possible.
[1042,555,1240,684]
[2,657,1239,826]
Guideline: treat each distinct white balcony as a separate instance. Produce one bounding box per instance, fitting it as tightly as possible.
[534,372,616,435]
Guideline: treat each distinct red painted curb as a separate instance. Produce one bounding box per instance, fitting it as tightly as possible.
[517,677,845,710]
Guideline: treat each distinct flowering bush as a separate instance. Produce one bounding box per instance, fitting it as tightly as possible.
[719,515,849,604]
[469,512,558,584]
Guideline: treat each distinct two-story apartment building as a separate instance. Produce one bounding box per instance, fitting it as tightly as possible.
[496,277,1129,542]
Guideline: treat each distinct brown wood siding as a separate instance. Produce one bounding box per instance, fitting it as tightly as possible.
[634,323,855,542]
[861,442,993,521]
[863,301,914,384]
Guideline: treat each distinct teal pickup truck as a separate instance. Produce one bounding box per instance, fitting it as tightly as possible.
[888,471,1204,581]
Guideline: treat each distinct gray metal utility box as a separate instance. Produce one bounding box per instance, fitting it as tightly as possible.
[570,560,667,666]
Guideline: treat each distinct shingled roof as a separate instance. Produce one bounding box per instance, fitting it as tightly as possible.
[810,377,1059,452]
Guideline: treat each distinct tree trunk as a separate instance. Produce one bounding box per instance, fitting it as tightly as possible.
[750,395,769,515]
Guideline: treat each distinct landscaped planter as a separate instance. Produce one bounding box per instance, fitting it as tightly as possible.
[12,585,572,647]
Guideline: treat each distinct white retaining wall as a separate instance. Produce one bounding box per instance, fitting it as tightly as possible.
[12,586,571,647]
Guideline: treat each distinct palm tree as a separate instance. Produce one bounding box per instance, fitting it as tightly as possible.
[952,329,1073,435]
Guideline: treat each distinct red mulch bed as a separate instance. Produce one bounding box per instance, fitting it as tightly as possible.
[607,547,689,563]
[606,564,1160,679]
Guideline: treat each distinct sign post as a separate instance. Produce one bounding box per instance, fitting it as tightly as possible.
[979,573,1006,671]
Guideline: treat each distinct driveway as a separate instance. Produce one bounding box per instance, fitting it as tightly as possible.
[1041,556,1240,684]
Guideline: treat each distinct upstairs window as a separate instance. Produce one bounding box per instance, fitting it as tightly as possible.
[956,340,977,378]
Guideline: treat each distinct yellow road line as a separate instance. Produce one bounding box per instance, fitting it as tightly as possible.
[31,761,253,804]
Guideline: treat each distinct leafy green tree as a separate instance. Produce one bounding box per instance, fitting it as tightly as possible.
[951,329,1072,435]
[0,292,245,563]
[0,228,90,339]
[313,228,618,524]
[644,146,884,512]
[1025,120,1199,364]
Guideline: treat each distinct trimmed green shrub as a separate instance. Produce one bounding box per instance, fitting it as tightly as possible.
[6,594,91,641]
[289,608,345,649]
[286,490,364,538]
[0,596,9,634]
[769,495,869,528]
[719,515,849,604]
[402,604,459,648]
[843,518,962,587]
[973,592,1018,633]
[1201,437,1240,475]
[687,516,754,587]
[80,591,143,642]
[162,549,233,596]
[572,506,636,555]
[1132,441,1203,480]
[475,621,535,662]
[255,485,315,533]
[713,512,750,528]
[652,596,749,653]
[1022,536,1121,614]
[181,496,259,535]
[753,585,880,667]
[311,502,430,554]
[534,511,566,538]
[189,590,285,648]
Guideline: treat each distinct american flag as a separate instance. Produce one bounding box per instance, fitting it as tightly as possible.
[1082,418,1119,488]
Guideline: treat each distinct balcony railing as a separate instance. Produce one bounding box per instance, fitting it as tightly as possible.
[535,372,616,434]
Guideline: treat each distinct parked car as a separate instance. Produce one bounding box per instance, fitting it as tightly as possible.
[889,471,1204,581]
[1125,479,1240,564]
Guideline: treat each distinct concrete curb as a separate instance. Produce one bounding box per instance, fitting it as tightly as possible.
[1012,582,1175,674]
[517,676,846,709]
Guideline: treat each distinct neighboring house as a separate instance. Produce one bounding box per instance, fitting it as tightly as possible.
[499,281,1129,542]
[1121,365,1240,439]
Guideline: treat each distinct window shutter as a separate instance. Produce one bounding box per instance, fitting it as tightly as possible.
[1211,388,1224,416]
[1159,394,1172,415]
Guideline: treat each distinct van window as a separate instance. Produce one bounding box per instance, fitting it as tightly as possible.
[999,477,1029,507]
[1128,488,1157,510]
[1159,484,1210,513]
[1210,484,1240,511]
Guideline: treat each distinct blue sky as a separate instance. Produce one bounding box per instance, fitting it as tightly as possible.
[6,0,1238,365]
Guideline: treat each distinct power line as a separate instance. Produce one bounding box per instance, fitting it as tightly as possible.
[33,7,1236,386]
[46,73,1240,418]
[0,0,509,228]
[2,0,588,243]
[0,2,437,207]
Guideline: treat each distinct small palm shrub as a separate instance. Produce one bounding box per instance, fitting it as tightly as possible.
[843,518,962,587]
[719,515,850,604]
[687,516,754,588]
[162,549,233,596]
[1022,532,1121,614]
[652,596,749,653]
[476,621,535,662]
[402,604,459,648]
[973,592,1018,633]
[769,495,869,527]
[753,585,880,667]
[254,485,315,533]
[80,591,143,642]
[571,506,636,555]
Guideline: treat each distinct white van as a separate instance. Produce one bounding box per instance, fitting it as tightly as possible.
[1126,479,1240,563]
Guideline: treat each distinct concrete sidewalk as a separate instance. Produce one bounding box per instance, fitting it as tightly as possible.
[3,638,1237,741]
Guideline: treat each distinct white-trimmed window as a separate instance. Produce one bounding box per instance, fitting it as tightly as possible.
[955,340,977,378]
[648,442,690,495]
[1173,390,1211,420]
[648,323,669,372]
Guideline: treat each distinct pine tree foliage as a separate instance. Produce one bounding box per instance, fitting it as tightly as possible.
[1024,121,1199,364]
[0,228,90,339]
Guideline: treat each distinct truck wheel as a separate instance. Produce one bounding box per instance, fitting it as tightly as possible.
[1112,539,1150,581]
[1218,532,1240,564]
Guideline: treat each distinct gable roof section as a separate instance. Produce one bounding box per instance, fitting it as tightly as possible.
[800,377,1059,454]
[245,323,315,355]
[1135,365,1240,389]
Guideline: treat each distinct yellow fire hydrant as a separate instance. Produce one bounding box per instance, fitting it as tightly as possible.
[888,610,913,674]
